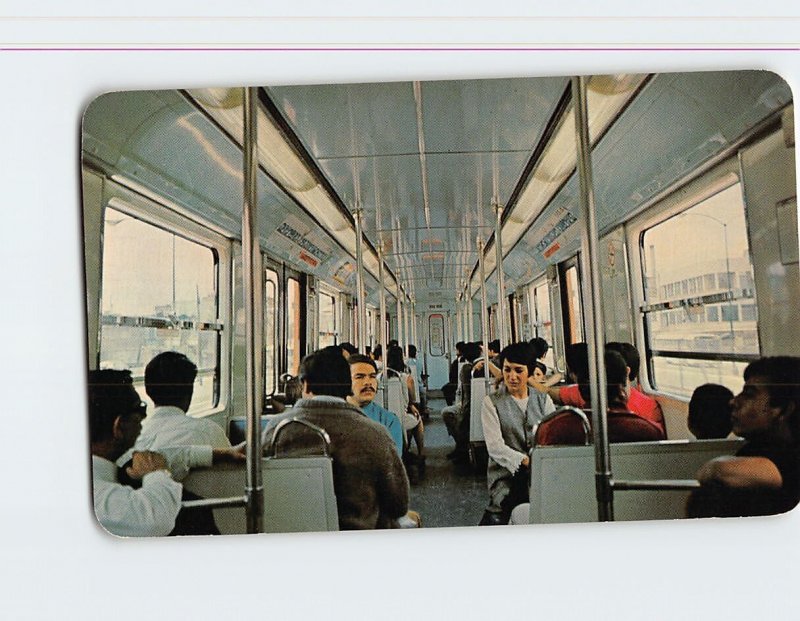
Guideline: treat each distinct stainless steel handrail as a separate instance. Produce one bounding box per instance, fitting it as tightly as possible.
[268,417,332,458]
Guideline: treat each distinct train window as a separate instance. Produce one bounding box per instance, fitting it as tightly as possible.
[640,182,758,397]
[564,264,584,344]
[100,206,221,413]
[286,277,301,375]
[264,268,278,394]
[319,290,337,348]
[528,279,555,369]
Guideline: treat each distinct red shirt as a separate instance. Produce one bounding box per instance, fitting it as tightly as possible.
[557,384,666,438]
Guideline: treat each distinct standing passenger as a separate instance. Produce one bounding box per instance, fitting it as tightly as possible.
[263,346,409,529]
[479,342,556,525]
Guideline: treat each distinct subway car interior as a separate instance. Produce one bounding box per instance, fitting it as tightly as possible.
[81,70,798,534]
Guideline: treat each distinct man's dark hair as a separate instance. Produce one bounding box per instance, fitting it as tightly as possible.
[565,342,589,382]
[455,341,465,355]
[743,356,800,442]
[348,353,377,372]
[688,383,733,440]
[534,360,547,376]
[530,337,549,360]
[461,341,482,363]
[298,346,352,399]
[578,349,628,410]
[606,342,640,382]
[340,342,358,356]
[407,344,417,358]
[386,345,406,374]
[372,344,383,360]
[88,369,144,443]
[499,342,536,375]
[388,339,399,348]
[145,351,197,408]
[488,339,501,354]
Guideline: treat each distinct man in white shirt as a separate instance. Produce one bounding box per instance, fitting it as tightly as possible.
[90,369,185,537]
[134,351,230,451]
[91,369,244,537]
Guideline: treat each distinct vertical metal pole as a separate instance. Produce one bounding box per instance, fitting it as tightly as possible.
[354,206,368,353]
[242,87,264,534]
[456,296,462,344]
[494,202,508,349]
[396,294,402,345]
[477,238,491,393]
[377,246,389,409]
[411,299,418,349]
[467,292,474,341]
[573,76,613,522]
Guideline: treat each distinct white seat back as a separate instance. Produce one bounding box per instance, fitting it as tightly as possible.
[528,439,744,524]
[469,378,489,442]
[182,456,339,534]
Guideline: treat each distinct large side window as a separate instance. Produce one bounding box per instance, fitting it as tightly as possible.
[640,182,758,397]
[264,268,279,395]
[100,206,221,413]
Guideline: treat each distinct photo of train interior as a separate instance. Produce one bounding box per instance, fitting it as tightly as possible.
[81,69,799,536]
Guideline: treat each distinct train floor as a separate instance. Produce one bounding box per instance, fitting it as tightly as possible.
[407,397,487,529]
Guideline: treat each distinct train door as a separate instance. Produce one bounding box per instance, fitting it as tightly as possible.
[284,267,305,377]
[423,309,449,390]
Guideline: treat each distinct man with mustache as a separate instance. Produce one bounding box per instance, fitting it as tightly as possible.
[347,354,404,456]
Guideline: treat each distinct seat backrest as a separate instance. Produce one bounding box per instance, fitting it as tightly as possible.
[182,456,339,534]
[381,376,406,418]
[262,456,339,533]
[534,409,664,447]
[534,410,591,446]
[469,378,489,442]
[528,438,744,524]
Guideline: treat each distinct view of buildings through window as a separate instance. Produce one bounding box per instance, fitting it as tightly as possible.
[641,182,758,396]
[100,207,219,412]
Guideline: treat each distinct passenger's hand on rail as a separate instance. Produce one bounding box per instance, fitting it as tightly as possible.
[126,451,169,479]
[473,360,484,372]
[212,446,247,465]
[521,455,530,468]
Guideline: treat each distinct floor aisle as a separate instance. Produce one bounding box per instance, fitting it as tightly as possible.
[408,398,487,528]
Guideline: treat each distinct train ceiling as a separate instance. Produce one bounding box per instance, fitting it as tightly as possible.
[82,71,792,309]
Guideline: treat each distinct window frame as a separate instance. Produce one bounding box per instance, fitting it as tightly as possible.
[627,165,759,398]
[100,194,232,417]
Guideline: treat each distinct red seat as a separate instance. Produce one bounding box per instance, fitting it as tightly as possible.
[534,409,664,446]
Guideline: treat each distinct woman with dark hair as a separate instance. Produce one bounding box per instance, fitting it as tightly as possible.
[479,342,556,525]
[386,345,425,473]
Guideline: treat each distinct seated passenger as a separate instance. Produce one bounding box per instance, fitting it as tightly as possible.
[606,341,666,436]
[688,383,734,440]
[386,344,426,476]
[479,342,556,525]
[406,344,427,420]
[347,354,404,455]
[91,369,182,536]
[442,341,481,463]
[91,370,243,536]
[134,351,230,451]
[688,357,800,518]
[552,344,666,440]
[262,346,409,529]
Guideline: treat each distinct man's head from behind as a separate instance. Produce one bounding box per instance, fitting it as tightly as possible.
[145,351,197,411]
[298,346,352,399]
[688,383,734,440]
[89,369,146,458]
[606,342,641,383]
[348,354,378,407]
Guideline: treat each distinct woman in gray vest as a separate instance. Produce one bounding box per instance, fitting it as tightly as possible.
[479,342,555,525]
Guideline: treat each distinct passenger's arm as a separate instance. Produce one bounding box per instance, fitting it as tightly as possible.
[480,396,527,473]
[96,452,182,537]
[696,456,783,490]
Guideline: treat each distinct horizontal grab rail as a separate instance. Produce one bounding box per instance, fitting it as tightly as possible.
[181,495,248,510]
[611,479,701,492]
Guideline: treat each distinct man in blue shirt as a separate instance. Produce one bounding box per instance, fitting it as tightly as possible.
[347,354,404,455]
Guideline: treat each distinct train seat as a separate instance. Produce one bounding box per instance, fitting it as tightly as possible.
[469,377,491,442]
[520,438,744,524]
